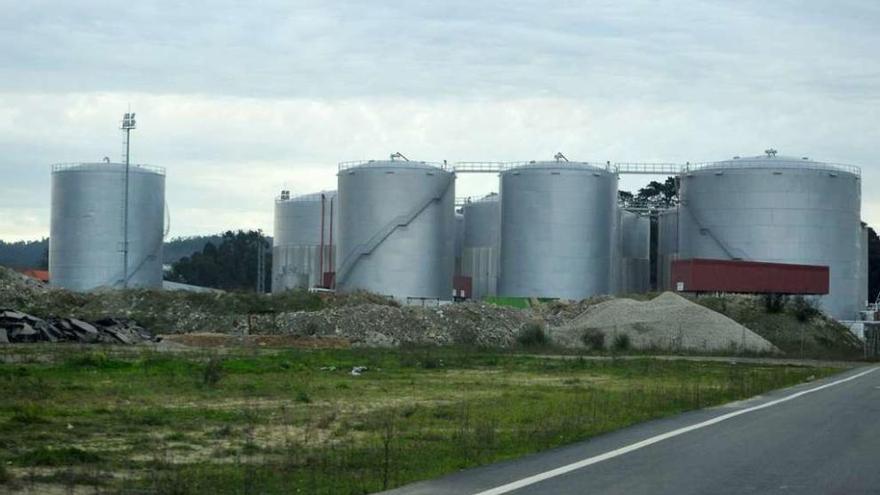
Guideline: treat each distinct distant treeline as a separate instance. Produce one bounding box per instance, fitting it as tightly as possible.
[162,235,225,264]
[0,239,48,269]
[0,234,234,269]
[166,230,272,291]
[869,228,880,303]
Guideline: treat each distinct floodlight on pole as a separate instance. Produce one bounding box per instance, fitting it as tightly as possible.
[120,111,137,288]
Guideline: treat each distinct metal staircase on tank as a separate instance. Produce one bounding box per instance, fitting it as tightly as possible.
[679,198,747,260]
[334,177,453,286]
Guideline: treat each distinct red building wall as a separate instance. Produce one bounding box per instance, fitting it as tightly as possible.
[671,259,829,295]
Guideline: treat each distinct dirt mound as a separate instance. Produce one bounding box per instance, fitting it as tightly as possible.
[246,302,534,347]
[553,292,777,353]
[533,295,614,326]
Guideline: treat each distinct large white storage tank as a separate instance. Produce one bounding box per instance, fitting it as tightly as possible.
[616,209,651,294]
[498,161,617,299]
[462,193,500,299]
[678,153,863,319]
[50,162,166,291]
[336,159,455,301]
[272,190,336,292]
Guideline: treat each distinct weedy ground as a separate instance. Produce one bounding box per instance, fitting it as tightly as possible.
[0,345,839,494]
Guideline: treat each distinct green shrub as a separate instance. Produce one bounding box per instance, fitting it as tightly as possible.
[612,333,631,351]
[295,390,311,403]
[65,352,131,370]
[8,404,49,425]
[302,320,320,336]
[698,296,729,315]
[516,322,547,347]
[16,447,103,467]
[202,357,224,387]
[763,293,787,313]
[581,329,605,350]
[790,296,821,322]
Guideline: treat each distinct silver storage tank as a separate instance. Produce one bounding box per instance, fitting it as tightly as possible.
[462,193,500,299]
[50,162,166,291]
[678,154,863,319]
[336,160,455,301]
[272,191,337,292]
[656,209,679,291]
[616,209,651,294]
[499,161,617,299]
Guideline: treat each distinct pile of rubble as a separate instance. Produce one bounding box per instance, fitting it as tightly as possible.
[244,302,536,348]
[0,309,158,345]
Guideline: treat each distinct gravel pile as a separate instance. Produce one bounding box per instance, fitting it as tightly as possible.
[246,302,534,347]
[536,296,614,327]
[553,292,777,353]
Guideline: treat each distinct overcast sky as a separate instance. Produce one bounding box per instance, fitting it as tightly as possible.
[1,0,878,241]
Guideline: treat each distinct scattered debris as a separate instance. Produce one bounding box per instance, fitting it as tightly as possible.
[350,366,368,376]
[0,309,157,345]
[266,302,533,347]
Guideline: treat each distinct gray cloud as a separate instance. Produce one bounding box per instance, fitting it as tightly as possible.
[0,1,878,240]
[2,0,877,100]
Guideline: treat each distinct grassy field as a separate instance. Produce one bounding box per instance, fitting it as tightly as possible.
[0,345,839,494]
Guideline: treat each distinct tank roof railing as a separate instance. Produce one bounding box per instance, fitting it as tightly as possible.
[342,157,861,176]
[275,190,336,202]
[455,193,500,207]
[51,162,166,175]
[684,160,861,177]
[453,162,510,173]
[619,197,679,211]
[338,160,450,172]
[614,163,682,175]
[455,161,613,173]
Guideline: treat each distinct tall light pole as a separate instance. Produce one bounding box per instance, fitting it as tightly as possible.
[121,112,136,288]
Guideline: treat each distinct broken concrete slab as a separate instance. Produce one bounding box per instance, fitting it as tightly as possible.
[0,310,157,345]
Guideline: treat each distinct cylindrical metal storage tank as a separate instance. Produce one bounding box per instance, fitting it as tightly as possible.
[336,160,455,301]
[272,191,337,292]
[50,162,166,291]
[462,193,500,299]
[678,154,862,319]
[616,209,651,294]
[499,161,617,299]
[656,209,679,291]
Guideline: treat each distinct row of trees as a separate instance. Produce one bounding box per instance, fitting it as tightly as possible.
[0,239,48,269]
[618,177,678,209]
[166,230,271,291]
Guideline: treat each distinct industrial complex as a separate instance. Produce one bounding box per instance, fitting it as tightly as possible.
[269,151,866,321]
[46,116,868,321]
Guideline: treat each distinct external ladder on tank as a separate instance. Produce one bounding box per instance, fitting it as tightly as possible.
[334,178,453,286]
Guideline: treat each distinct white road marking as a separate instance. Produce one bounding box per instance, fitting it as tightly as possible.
[473,367,878,495]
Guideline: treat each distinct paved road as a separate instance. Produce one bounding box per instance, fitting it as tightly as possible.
[384,366,880,495]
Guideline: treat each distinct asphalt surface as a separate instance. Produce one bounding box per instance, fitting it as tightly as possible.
[383,366,880,495]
